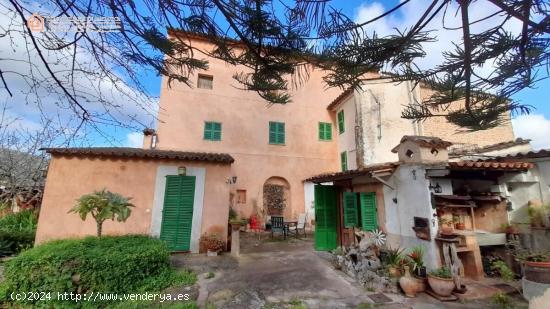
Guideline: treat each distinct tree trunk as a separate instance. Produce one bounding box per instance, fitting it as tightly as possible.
[96,220,103,237]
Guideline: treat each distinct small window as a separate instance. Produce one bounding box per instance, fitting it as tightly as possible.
[318,122,332,141]
[431,148,439,155]
[237,190,246,204]
[204,121,222,141]
[269,121,285,145]
[341,151,348,171]
[406,149,414,158]
[337,110,345,134]
[197,74,213,89]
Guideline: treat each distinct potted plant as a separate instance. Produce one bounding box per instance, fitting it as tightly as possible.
[517,251,550,284]
[438,217,454,235]
[500,223,519,235]
[200,234,225,256]
[386,247,405,277]
[527,204,548,228]
[407,246,427,293]
[427,266,455,297]
[453,215,465,230]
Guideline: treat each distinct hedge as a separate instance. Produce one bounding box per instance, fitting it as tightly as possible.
[0,209,38,256]
[0,235,196,307]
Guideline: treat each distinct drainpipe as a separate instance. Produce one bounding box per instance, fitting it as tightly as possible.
[354,89,365,169]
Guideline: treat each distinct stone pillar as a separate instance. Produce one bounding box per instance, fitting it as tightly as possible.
[231,225,240,257]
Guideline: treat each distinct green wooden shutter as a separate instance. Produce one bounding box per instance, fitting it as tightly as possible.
[337,110,345,134]
[343,192,358,228]
[340,151,347,171]
[212,122,222,140]
[319,122,332,141]
[360,192,378,231]
[277,122,285,144]
[269,121,285,144]
[204,122,221,141]
[160,175,196,251]
[314,185,337,251]
[203,122,212,140]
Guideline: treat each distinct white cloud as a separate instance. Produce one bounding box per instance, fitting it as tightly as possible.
[125,132,143,148]
[354,1,522,73]
[512,114,550,150]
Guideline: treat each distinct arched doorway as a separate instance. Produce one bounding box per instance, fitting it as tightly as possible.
[263,176,290,216]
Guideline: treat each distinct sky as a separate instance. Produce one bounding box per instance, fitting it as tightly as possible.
[3,0,550,150]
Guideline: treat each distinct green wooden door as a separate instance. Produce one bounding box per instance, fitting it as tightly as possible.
[160,175,196,251]
[360,192,378,231]
[314,185,338,251]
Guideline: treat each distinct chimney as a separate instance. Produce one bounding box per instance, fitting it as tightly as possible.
[391,135,452,164]
[142,128,157,149]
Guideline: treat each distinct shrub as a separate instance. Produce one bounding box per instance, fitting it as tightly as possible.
[0,209,38,256]
[429,266,452,279]
[0,235,195,307]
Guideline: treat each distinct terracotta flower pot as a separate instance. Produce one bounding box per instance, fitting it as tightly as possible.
[427,274,455,297]
[455,222,466,230]
[440,226,454,236]
[505,226,520,234]
[413,276,427,293]
[524,261,550,284]
[399,266,417,297]
[388,266,402,278]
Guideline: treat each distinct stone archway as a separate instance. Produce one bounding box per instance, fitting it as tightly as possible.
[263,176,290,216]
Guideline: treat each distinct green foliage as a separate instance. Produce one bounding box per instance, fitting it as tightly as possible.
[288,298,307,309]
[491,261,515,282]
[429,266,452,279]
[406,246,425,272]
[228,207,238,221]
[0,209,37,232]
[385,247,405,267]
[332,247,345,256]
[0,209,38,256]
[491,291,512,309]
[69,189,135,236]
[0,235,194,307]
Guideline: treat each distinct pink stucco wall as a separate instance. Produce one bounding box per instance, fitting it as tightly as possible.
[36,155,231,244]
[156,36,343,219]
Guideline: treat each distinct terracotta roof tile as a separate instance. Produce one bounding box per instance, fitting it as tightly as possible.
[489,149,550,160]
[450,138,531,156]
[304,162,399,182]
[42,147,234,164]
[326,88,354,111]
[448,161,533,171]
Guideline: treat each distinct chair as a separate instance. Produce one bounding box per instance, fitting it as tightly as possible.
[288,213,307,238]
[270,216,286,239]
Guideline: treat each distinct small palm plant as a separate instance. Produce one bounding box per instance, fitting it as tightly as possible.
[69,189,134,237]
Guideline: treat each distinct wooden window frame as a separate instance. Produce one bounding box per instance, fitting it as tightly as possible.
[197,74,213,90]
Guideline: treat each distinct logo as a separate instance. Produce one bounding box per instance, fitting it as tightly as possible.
[27,13,45,32]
